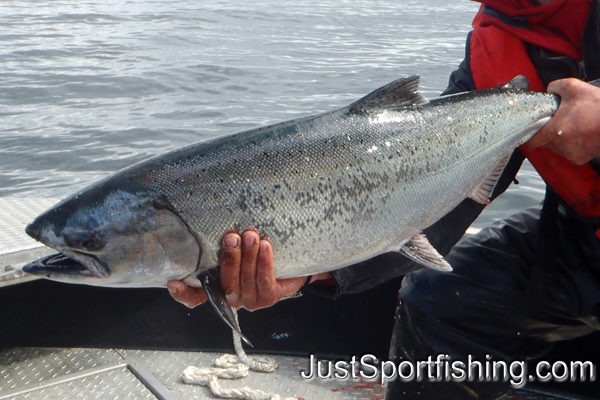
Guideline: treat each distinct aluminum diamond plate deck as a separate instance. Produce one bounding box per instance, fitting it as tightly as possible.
[0,197,62,287]
[6,367,158,400]
[0,348,124,393]
[119,349,385,400]
[0,348,385,400]
[0,197,61,256]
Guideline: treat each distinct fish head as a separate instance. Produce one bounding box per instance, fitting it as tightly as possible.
[24,189,200,287]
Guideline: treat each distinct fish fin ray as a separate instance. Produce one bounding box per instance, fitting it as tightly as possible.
[198,267,253,347]
[399,233,452,271]
[468,152,512,205]
[348,75,428,115]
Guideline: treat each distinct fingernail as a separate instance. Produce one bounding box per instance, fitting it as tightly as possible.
[259,241,268,252]
[224,235,239,248]
[243,234,256,248]
[167,284,178,295]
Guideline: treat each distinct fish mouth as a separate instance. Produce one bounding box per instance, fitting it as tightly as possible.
[23,252,106,277]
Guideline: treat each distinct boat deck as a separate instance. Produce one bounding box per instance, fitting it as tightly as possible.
[0,197,59,288]
[0,347,379,400]
[0,197,595,400]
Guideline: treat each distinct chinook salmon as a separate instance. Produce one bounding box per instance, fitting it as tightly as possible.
[24,75,559,340]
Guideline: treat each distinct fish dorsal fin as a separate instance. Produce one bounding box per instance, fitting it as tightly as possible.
[503,75,530,90]
[348,75,428,115]
[469,152,512,205]
[399,233,452,272]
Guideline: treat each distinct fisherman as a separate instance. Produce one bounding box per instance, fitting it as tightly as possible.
[168,0,600,398]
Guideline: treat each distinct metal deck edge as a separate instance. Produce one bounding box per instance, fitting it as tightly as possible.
[118,350,180,400]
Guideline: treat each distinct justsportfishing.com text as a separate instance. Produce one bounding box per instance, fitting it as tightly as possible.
[300,354,596,387]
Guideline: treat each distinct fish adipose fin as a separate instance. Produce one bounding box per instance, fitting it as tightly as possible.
[399,233,452,271]
[198,267,253,347]
[468,152,512,205]
[348,75,428,115]
[503,75,530,90]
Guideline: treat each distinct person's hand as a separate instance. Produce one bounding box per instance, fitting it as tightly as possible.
[527,78,600,165]
[167,230,332,310]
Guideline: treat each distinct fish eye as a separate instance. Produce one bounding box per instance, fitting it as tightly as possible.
[80,233,105,252]
[64,232,105,252]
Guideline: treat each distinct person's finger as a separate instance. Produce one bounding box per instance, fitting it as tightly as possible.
[239,230,260,303]
[219,233,241,302]
[167,280,208,308]
[546,79,565,97]
[546,78,577,100]
[526,114,561,150]
[527,126,557,149]
[277,277,307,299]
[255,239,278,304]
[249,239,306,310]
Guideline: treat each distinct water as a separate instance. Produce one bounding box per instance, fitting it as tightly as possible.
[0,0,545,228]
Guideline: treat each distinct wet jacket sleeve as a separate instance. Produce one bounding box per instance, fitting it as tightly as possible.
[308,31,525,298]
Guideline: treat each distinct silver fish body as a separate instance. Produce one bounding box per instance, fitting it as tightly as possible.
[24,76,559,287]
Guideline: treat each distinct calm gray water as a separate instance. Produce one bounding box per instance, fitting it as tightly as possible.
[0,0,545,228]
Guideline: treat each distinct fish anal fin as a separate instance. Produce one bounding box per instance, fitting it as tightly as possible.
[198,267,253,347]
[348,75,428,115]
[399,233,452,272]
[468,152,512,205]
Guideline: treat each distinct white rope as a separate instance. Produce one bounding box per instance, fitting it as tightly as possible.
[182,309,297,400]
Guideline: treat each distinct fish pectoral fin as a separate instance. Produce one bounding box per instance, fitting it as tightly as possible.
[399,233,452,272]
[468,152,512,205]
[348,75,428,115]
[198,267,253,347]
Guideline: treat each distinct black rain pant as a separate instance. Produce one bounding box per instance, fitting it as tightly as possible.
[385,205,600,399]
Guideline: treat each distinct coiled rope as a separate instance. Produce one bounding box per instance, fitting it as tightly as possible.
[182,309,298,400]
